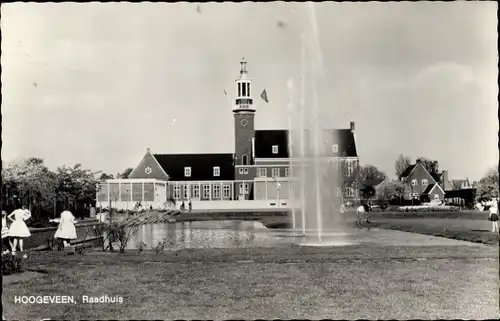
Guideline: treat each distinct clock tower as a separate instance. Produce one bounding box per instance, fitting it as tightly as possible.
[233,58,255,168]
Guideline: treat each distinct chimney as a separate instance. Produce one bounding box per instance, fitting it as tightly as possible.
[146,148,151,153]
[350,121,355,131]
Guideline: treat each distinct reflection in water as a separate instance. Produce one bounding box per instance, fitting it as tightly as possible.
[126,220,311,250]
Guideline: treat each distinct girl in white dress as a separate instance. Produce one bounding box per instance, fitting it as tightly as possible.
[7,205,31,257]
[488,200,498,233]
[2,210,14,254]
[54,209,77,248]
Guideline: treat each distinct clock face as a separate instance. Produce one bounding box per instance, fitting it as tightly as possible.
[145,167,152,175]
[240,119,248,127]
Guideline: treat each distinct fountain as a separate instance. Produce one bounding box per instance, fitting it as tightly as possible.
[288,3,354,246]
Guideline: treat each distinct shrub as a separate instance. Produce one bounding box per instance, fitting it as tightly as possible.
[396,206,461,212]
[2,252,24,275]
[94,222,138,253]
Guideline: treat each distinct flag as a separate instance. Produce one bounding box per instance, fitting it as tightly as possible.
[260,89,269,103]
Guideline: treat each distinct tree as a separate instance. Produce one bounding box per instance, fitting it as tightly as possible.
[2,158,57,219]
[118,168,133,179]
[99,173,114,180]
[55,164,101,209]
[476,167,499,201]
[358,165,387,181]
[377,180,408,204]
[416,157,439,176]
[395,154,411,179]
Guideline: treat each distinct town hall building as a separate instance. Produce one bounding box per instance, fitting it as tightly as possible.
[96,59,360,210]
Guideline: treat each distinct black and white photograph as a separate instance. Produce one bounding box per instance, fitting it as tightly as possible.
[1,1,498,320]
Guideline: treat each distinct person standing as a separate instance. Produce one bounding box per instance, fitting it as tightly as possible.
[7,205,31,258]
[188,200,192,212]
[54,208,78,248]
[488,199,498,233]
[2,210,13,254]
[89,206,96,219]
[339,202,346,222]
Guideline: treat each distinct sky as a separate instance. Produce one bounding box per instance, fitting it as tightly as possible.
[1,2,498,181]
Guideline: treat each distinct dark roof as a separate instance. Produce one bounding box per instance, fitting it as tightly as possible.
[359,178,386,189]
[254,130,289,158]
[326,129,358,158]
[423,183,436,194]
[153,154,235,181]
[431,172,442,182]
[254,128,358,158]
[400,165,417,178]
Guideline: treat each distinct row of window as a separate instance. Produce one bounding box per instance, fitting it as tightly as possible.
[184,166,220,178]
[171,183,355,199]
[183,160,356,178]
[411,179,428,187]
[256,168,289,178]
[172,183,249,199]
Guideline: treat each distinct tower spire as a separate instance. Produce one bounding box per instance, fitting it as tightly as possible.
[240,57,247,76]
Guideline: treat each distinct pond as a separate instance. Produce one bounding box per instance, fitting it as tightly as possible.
[125,220,361,250]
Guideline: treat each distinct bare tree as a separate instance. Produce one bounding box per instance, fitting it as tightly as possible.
[395,154,411,179]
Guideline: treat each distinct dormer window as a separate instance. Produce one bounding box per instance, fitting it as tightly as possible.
[184,167,191,177]
[272,145,279,154]
[411,179,417,186]
[421,179,428,186]
[332,144,338,153]
[213,166,220,177]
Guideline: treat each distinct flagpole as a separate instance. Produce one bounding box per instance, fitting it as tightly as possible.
[287,79,296,232]
[300,32,307,236]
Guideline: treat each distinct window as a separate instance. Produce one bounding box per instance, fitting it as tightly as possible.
[347,161,353,176]
[184,167,191,177]
[239,183,250,195]
[332,144,338,153]
[242,154,248,165]
[272,168,280,177]
[242,82,247,97]
[183,185,189,199]
[411,179,417,186]
[272,145,279,154]
[257,168,267,177]
[244,168,248,174]
[434,194,440,200]
[410,193,419,199]
[284,168,290,177]
[213,166,220,177]
[346,187,354,197]
[173,185,180,200]
[247,83,251,97]
[238,83,241,97]
[421,179,428,187]
[193,185,200,199]
[223,185,231,199]
[239,168,244,174]
[203,184,211,199]
[213,184,221,199]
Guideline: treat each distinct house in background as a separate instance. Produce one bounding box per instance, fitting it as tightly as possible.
[400,160,445,201]
[358,178,387,202]
[450,178,473,190]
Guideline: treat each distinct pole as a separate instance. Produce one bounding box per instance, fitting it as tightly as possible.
[287,79,296,231]
[300,32,307,236]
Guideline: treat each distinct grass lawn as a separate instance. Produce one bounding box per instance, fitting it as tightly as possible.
[3,246,499,320]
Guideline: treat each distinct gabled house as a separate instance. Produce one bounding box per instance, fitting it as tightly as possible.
[400,160,445,201]
[450,178,473,190]
[358,178,387,201]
